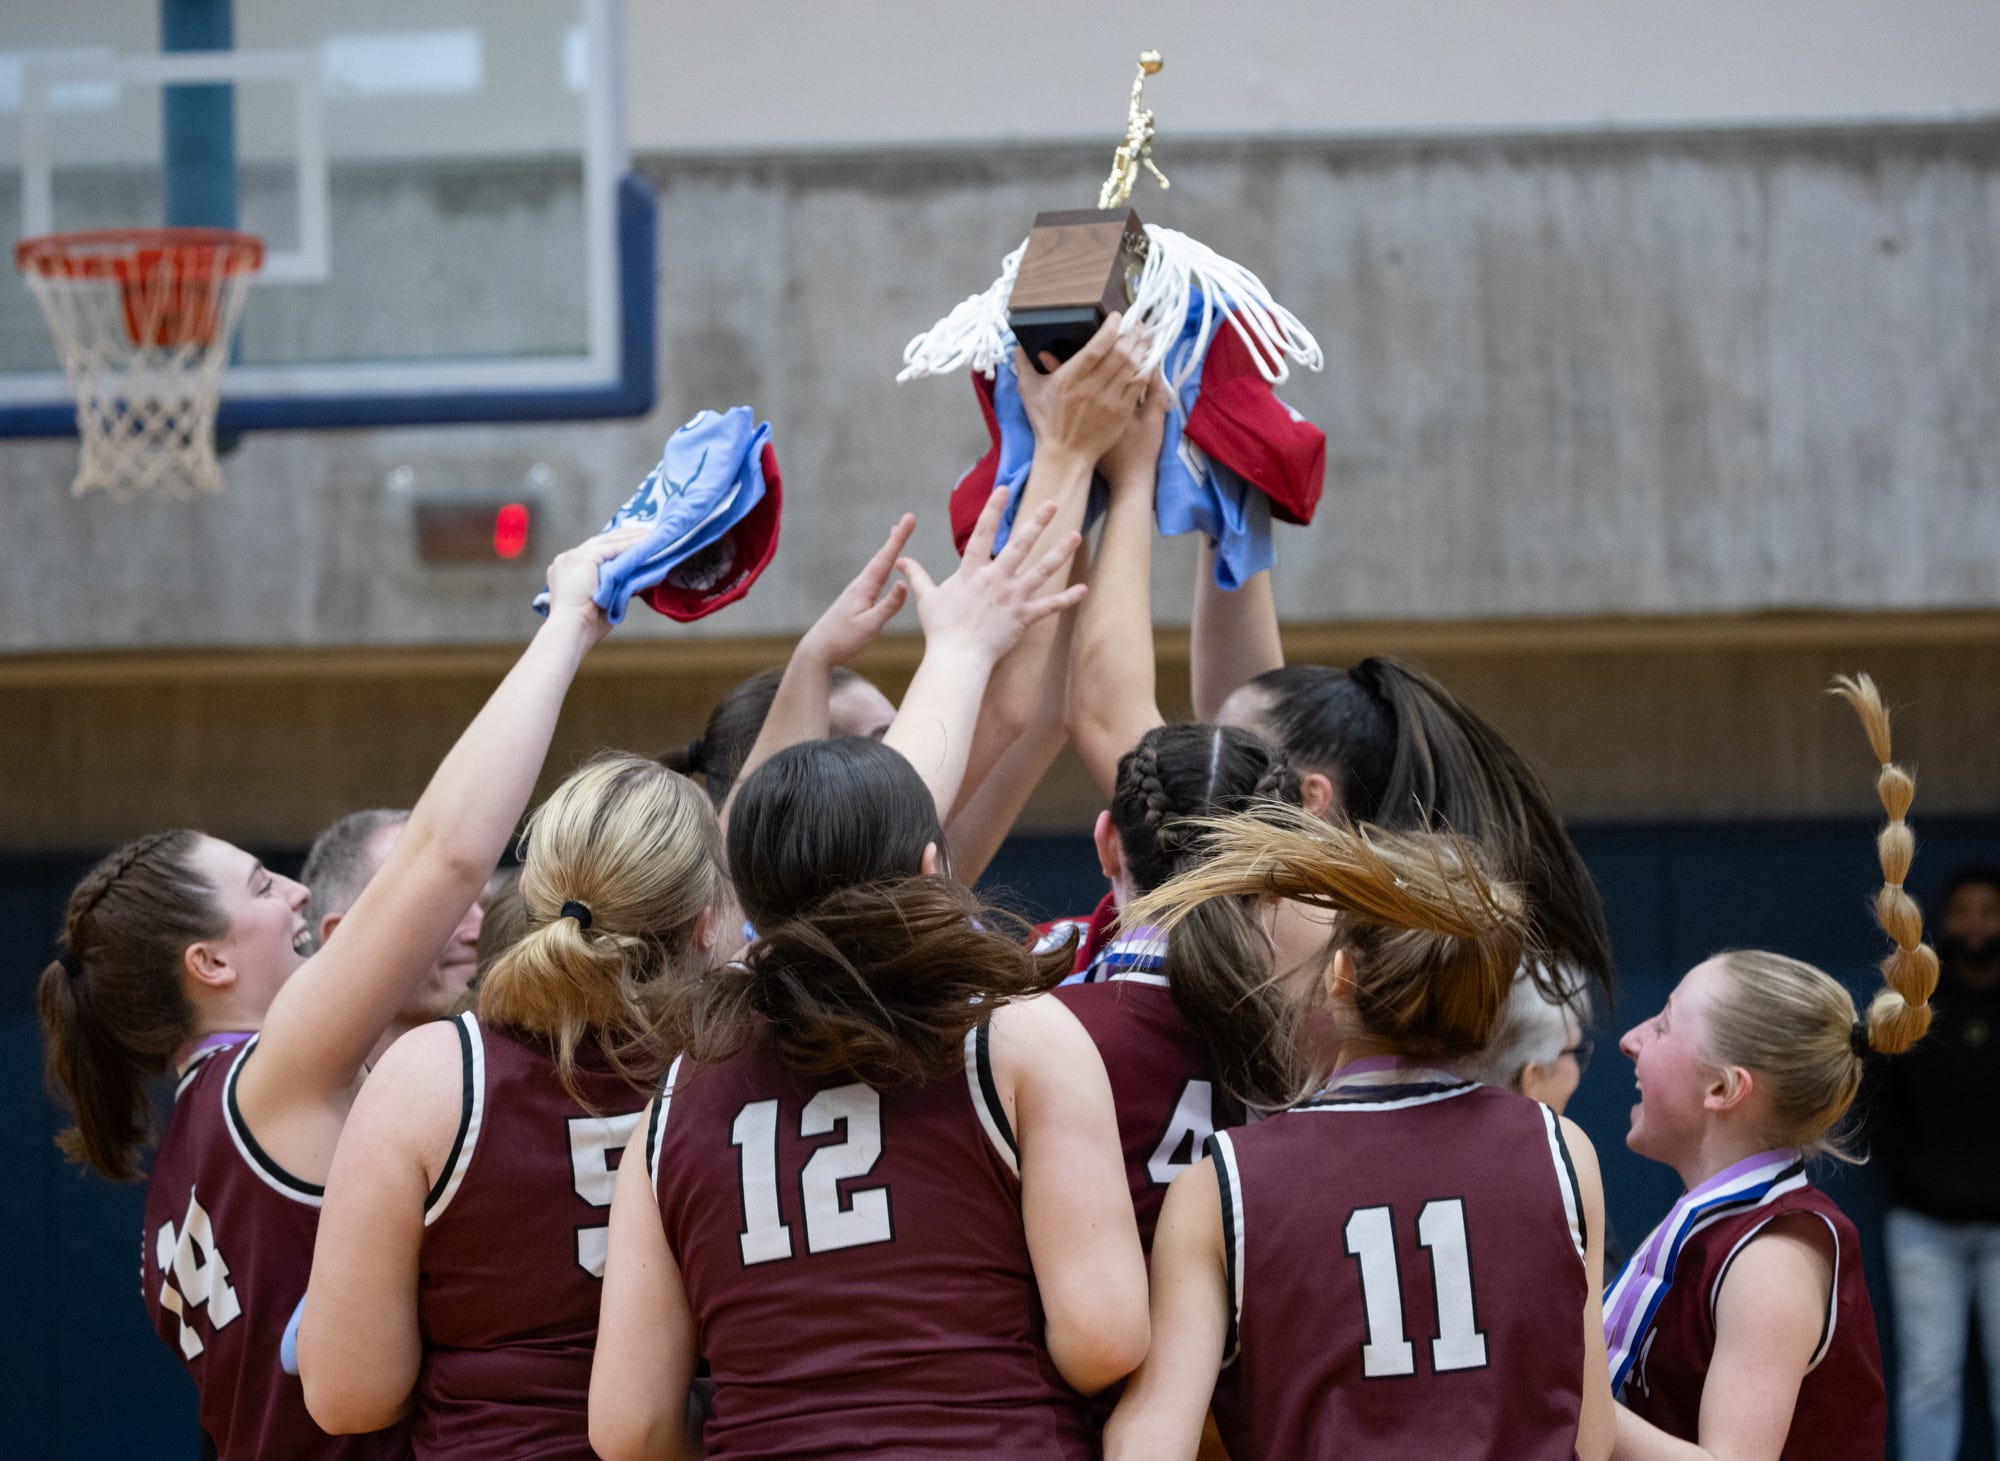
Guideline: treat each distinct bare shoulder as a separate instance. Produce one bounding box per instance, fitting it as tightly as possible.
[1715,1214,1836,1344]
[349,1018,472,1160]
[1555,1114,1603,1185]
[988,992,1096,1077]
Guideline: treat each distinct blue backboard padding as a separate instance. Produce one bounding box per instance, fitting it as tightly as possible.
[0,173,657,438]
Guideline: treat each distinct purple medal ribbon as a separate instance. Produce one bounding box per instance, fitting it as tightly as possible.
[1603,1146,1807,1394]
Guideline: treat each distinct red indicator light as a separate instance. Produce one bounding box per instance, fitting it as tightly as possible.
[493,502,530,559]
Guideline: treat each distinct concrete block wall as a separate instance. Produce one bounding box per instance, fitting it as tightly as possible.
[0,122,1996,654]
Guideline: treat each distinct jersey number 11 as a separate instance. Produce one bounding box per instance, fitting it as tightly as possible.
[1344,1199,1490,1378]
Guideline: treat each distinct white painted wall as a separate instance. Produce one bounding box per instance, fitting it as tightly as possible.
[629,0,2000,151]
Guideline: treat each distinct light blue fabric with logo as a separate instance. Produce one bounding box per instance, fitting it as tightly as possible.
[533,406,771,623]
[985,293,1272,589]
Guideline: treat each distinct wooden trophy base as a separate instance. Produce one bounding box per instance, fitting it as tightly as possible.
[1008,207,1146,371]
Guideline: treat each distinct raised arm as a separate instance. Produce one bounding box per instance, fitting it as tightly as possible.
[951,321,1152,807]
[722,513,915,825]
[995,994,1150,1395]
[882,490,1085,820]
[1066,381,1170,795]
[1190,539,1284,721]
[590,1111,700,1461]
[237,527,642,1174]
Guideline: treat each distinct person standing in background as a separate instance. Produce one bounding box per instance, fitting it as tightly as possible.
[1876,864,2000,1461]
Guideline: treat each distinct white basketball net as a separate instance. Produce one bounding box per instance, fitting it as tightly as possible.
[17,230,262,499]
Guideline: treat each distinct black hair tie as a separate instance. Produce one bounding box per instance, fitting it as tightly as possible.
[560,901,594,930]
[685,738,706,774]
[1849,1020,1871,1058]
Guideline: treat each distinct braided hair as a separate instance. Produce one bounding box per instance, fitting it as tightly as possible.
[37,829,224,1181]
[1110,724,1306,1110]
[1702,674,1941,1159]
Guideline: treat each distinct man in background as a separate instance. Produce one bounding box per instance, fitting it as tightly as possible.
[1876,864,2000,1460]
[302,808,484,1065]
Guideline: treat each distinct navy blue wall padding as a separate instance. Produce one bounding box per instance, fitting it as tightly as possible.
[5,818,1997,1456]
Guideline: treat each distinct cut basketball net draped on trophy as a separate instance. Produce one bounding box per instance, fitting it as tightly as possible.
[896,53,1328,587]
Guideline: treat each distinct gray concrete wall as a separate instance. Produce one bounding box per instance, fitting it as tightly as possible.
[0,122,1996,653]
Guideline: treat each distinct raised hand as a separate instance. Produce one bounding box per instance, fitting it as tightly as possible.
[543,526,651,645]
[1098,368,1172,499]
[897,489,1088,668]
[1015,312,1153,470]
[795,513,916,668]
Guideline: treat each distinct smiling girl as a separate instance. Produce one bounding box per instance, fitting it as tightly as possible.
[1606,675,1932,1461]
[35,526,642,1459]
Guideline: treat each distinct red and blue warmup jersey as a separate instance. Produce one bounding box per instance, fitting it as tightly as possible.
[143,1037,408,1460]
[410,1014,651,1458]
[649,1022,1094,1459]
[1208,1069,1589,1461]
[1621,1177,1885,1458]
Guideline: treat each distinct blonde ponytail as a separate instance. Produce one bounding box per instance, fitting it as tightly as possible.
[478,754,725,1101]
[1126,804,1529,1065]
[1829,673,1939,1055]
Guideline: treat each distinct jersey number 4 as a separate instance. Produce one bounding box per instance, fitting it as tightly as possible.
[1344,1200,1489,1378]
[155,1191,242,1360]
[731,1084,892,1265]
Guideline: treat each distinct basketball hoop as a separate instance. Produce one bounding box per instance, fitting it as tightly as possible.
[15,228,263,499]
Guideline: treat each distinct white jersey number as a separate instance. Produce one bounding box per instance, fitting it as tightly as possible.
[731,1084,893,1265]
[1147,1079,1216,1186]
[155,1190,242,1360]
[567,1110,646,1278]
[1343,1199,1490,1378]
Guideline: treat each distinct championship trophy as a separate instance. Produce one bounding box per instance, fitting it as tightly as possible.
[898,54,1329,589]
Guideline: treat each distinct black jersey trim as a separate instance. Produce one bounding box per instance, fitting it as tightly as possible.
[221,1037,325,1206]
[1299,1080,1478,1111]
[1542,1103,1589,1263]
[648,1053,684,1192]
[965,1021,1019,1177]
[423,1012,486,1224]
[1208,1130,1245,1367]
[174,1042,230,1099]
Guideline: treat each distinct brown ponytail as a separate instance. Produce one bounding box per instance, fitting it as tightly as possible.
[663,736,1071,1085]
[1113,725,1307,1110]
[1831,673,1939,1055]
[1126,804,1529,1068]
[479,754,725,1102]
[37,830,223,1182]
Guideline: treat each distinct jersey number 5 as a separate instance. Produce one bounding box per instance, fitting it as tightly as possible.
[568,1111,646,1278]
[1344,1200,1489,1378]
[731,1084,893,1265]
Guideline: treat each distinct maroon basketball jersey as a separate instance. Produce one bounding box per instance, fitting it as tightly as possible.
[1055,972,1242,1250]
[142,1036,408,1460]
[649,1021,1095,1459]
[410,1013,652,1458]
[1208,1068,1589,1461]
[1622,1182,1886,1458]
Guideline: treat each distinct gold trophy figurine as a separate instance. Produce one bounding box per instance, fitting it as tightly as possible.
[1099,51,1170,210]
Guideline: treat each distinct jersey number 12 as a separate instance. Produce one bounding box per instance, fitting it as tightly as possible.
[1344,1199,1489,1377]
[732,1084,893,1265]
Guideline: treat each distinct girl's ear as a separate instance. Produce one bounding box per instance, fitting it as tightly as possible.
[919,841,942,878]
[1300,772,1337,820]
[1704,1065,1756,1116]
[183,940,235,994]
[1324,946,1358,1006]
[1092,811,1123,885]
